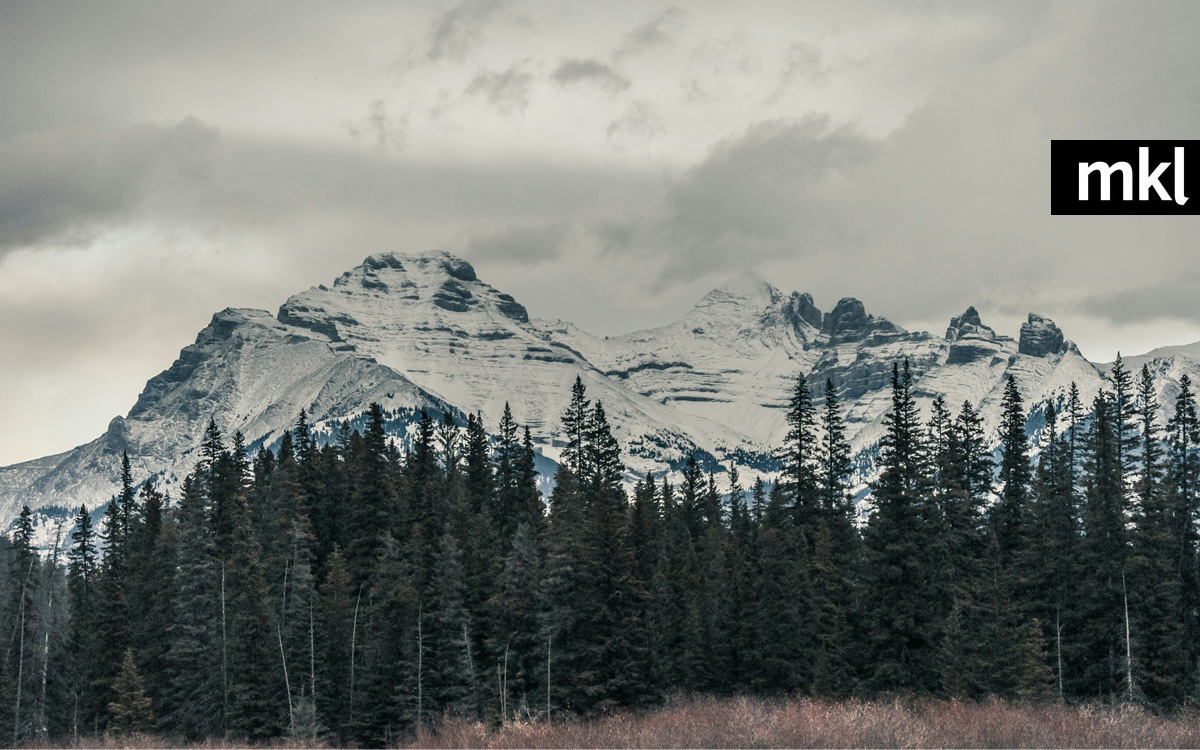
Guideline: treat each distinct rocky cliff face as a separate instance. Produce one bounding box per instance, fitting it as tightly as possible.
[1019,314,1068,357]
[3,250,1198,527]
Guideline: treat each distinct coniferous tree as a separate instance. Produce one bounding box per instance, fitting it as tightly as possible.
[163,474,223,739]
[316,547,354,739]
[108,648,154,735]
[31,356,1200,740]
[1026,402,1079,701]
[1166,376,1200,705]
[811,378,858,697]
[722,468,758,692]
[753,498,812,694]
[226,497,282,740]
[66,505,100,731]
[357,533,418,744]
[782,373,819,533]
[7,506,39,743]
[992,376,1032,570]
[1077,393,1131,699]
[126,481,176,715]
[1129,368,1185,707]
[489,523,545,723]
[427,536,479,720]
[515,427,544,536]
[560,377,590,479]
[1111,355,1138,495]
[577,403,652,711]
[494,403,523,543]
[464,412,493,516]
[90,495,131,732]
[345,404,396,587]
[862,360,937,694]
[932,400,991,699]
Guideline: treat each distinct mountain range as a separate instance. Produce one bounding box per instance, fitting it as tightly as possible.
[4,250,1198,530]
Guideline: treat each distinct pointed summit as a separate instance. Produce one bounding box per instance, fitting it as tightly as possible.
[780,291,823,331]
[1019,313,1066,357]
[821,298,901,344]
[700,272,780,309]
[945,306,998,343]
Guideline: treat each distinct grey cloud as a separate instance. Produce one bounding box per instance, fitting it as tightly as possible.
[0,118,221,255]
[605,100,665,141]
[774,42,827,95]
[344,99,409,154]
[464,62,533,114]
[466,222,573,264]
[427,0,506,62]
[551,59,631,93]
[0,116,661,260]
[614,6,687,60]
[1080,274,1200,326]
[589,2,1200,327]
[614,116,875,283]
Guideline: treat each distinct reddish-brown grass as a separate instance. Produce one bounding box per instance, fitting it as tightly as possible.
[405,696,1200,749]
[26,697,1200,748]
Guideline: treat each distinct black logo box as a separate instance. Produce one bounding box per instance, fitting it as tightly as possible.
[1051,140,1197,215]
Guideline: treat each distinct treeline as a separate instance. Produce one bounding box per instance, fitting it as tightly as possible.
[2,356,1199,745]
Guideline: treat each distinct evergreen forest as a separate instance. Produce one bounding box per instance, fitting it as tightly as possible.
[2,356,1199,745]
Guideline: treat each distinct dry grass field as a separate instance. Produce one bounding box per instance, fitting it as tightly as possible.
[406,696,1200,749]
[25,695,1200,748]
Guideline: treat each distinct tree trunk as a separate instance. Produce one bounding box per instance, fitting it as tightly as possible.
[14,557,34,746]
[38,522,64,738]
[349,585,363,730]
[1123,569,1134,701]
[221,560,229,731]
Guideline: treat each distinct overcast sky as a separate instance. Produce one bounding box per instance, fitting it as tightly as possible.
[1,0,1199,466]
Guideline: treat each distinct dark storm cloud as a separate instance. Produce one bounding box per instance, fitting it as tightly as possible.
[613,6,687,60]
[551,59,631,93]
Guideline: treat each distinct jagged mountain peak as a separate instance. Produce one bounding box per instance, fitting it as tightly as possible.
[277,250,529,346]
[1019,313,1067,357]
[357,249,478,282]
[9,247,1200,534]
[946,305,999,343]
[695,272,781,310]
[821,297,903,343]
[685,274,832,341]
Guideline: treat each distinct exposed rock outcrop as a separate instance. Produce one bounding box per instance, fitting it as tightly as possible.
[1019,313,1067,357]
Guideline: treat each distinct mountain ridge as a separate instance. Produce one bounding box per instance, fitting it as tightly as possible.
[3,249,1198,528]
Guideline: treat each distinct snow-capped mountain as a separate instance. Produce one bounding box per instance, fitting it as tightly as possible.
[3,250,1200,528]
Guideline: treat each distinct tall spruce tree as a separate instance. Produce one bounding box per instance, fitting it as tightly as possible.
[1077,393,1131,699]
[163,473,223,738]
[992,376,1032,569]
[1129,367,1185,707]
[783,373,820,533]
[226,497,282,740]
[862,360,938,694]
